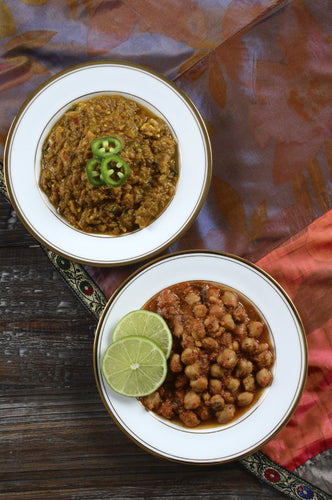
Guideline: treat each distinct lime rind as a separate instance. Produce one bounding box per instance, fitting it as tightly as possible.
[101,335,167,397]
[112,310,173,358]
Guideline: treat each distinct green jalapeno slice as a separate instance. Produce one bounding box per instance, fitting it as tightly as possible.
[91,136,122,157]
[100,154,130,187]
[85,158,104,187]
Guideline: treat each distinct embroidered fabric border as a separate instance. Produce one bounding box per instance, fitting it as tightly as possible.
[0,162,330,500]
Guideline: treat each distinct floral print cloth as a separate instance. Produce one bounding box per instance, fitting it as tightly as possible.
[1,0,331,497]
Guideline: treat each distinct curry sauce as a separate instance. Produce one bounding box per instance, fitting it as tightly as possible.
[141,281,274,428]
[40,94,178,235]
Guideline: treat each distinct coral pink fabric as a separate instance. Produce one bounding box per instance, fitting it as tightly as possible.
[258,210,332,470]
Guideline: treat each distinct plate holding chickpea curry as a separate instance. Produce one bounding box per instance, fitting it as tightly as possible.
[95,250,307,462]
[141,281,274,428]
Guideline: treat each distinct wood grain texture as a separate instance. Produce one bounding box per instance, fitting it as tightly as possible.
[0,195,286,499]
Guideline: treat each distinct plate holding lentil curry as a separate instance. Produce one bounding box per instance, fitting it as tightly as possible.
[94,251,307,464]
[39,94,179,236]
[4,62,211,265]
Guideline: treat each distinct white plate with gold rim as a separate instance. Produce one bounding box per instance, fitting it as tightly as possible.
[93,250,307,464]
[4,61,211,266]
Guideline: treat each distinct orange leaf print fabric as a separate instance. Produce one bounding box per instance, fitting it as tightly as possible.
[222,0,285,40]
[208,53,227,109]
[0,0,17,38]
[5,30,56,51]
[0,29,54,92]
[0,55,49,92]
[87,1,137,56]
[126,0,208,45]
[19,0,49,5]
[248,3,332,185]
[213,175,250,238]
[87,0,208,57]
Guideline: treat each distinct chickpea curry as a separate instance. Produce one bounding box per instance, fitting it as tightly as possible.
[141,281,274,428]
[39,94,178,235]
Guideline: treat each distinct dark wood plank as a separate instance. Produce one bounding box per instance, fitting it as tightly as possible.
[0,195,286,499]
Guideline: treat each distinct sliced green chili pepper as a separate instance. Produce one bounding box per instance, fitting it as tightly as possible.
[85,158,104,187]
[91,136,122,158]
[100,154,130,187]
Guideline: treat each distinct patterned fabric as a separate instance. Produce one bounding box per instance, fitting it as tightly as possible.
[1,0,331,497]
[258,211,332,473]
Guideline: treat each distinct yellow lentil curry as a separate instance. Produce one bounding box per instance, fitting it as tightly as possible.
[39,94,178,235]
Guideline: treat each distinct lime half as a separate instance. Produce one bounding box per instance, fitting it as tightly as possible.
[101,336,167,397]
[112,310,173,358]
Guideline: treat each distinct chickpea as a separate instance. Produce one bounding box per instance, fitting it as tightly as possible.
[210,394,225,411]
[216,404,236,424]
[255,350,274,369]
[190,319,206,340]
[202,391,211,402]
[222,291,238,308]
[217,348,237,369]
[181,334,195,349]
[235,359,253,378]
[232,340,239,351]
[221,313,236,331]
[256,342,269,353]
[221,390,235,404]
[232,303,248,323]
[197,405,211,421]
[141,391,161,410]
[190,376,208,392]
[204,315,219,333]
[256,368,273,387]
[241,337,259,353]
[193,304,208,318]
[157,289,179,309]
[248,320,264,338]
[179,410,201,427]
[184,363,201,380]
[206,287,220,303]
[237,392,254,407]
[185,291,201,306]
[169,353,183,373]
[226,377,240,393]
[184,391,201,410]
[220,331,232,347]
[181,347,198,365]
[209,303,225,319]
[159,401,174,419]
[242,375,256,392]
[209,378,223,394]
[210,363,225,378]
[202,337,219,351]
[234,323,247,340]
[173,316,184,337]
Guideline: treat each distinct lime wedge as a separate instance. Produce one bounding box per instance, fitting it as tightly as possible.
[101,336,167,397]
[112,310,173,358]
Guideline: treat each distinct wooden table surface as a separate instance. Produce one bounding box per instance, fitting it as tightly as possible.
[0,193,286,499]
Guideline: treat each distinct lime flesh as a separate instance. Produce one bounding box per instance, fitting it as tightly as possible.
[101,335,167,397]
[112,310,172,358]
